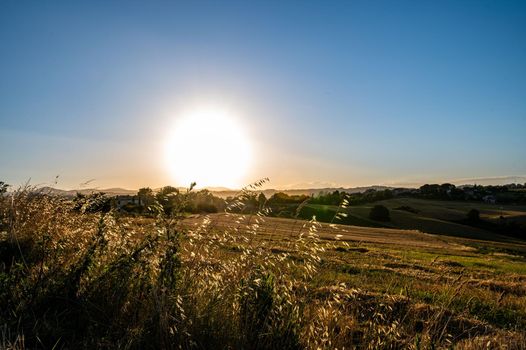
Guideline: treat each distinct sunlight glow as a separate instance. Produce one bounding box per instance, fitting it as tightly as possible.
[165,107,251,188]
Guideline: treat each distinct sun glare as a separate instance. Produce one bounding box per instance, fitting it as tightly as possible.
[165,108,251,189]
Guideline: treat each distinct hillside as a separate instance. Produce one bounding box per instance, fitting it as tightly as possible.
[3,189,526,348]
[208,185,395,198]
[304,198,526,242]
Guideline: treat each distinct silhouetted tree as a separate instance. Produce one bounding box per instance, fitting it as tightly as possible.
[73,192,111,213]
[258,192,267,209]
[467,209,480,222]
[369,205,390,221]
[156,186,180,214]
[138,187,155,208]
[0,182,8,195]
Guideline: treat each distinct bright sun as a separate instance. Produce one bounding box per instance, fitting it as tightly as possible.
[165,108,251,189]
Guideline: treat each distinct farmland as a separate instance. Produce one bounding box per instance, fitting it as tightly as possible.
[301,198,526,241]
[182,212,526,347]
[1,189,526,349]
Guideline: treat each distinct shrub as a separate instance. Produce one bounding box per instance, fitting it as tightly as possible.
[467,209,480,222]
[369,204,390,221]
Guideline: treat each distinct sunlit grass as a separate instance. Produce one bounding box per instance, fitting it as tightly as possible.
[1,183,525,349]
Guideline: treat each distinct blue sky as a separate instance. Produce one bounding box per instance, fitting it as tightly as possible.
[1,1,525,189]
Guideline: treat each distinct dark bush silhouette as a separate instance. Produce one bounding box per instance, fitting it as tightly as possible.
[369,205,390,221]
[467,209,480,222]
[73,192,111,213]
[0,181,8,194]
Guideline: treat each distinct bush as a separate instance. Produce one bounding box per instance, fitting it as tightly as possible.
[467,209,480,222]
[369,204,390,221]
[196,202,218,213]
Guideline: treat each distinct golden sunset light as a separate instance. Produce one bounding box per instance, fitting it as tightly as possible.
[2,2,526,348]
[165,107,251,188]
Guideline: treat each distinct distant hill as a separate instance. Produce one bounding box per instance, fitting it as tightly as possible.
[36,185,397,199]
[39,187,136,198]
[209,185,395,198]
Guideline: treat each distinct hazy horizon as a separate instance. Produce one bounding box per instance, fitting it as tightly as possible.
[10,174,526,193]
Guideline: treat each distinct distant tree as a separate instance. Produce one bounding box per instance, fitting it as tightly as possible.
[157,186,179,196]
[268,192,288,204]
[191,189,224,213]
[449,187,465,200]
[467,209,480,222]
[440,183,455,194]
[138,187,155,208]
[0,181,8,195]
[268,192,309,205]
[73,192,111,213]
[0,182,7,232]
[369,205,390,221]
[196,202,218,213]
[156,186,180,214]
[258,192,267,209]
[419,184,441,197]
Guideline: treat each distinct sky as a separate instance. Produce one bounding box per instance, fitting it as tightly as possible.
[1,0,525,190]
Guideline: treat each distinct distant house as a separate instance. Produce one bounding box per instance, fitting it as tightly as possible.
[114,195,142,208]
[482,195,496,204]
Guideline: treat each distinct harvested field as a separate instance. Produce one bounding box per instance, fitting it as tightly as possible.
[183,213,466,250]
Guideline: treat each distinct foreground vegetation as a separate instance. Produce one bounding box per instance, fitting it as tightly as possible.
[1,183,526,349]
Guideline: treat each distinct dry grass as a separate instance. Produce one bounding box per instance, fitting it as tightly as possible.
[1,183,525,349]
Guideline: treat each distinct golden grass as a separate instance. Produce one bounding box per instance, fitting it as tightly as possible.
[1,183,525,349]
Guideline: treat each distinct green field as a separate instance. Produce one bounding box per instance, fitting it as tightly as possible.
[304,198,526,242]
